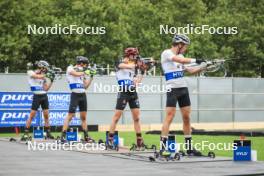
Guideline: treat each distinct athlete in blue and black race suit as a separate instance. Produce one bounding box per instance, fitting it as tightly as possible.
[61,56,96,142]
[108,47,146,149]
[22,60,55,140]
[160,34,207,156]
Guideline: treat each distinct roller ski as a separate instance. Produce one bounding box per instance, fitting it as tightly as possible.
[147,135,180,162]
[8,133,32,145]
[130,137,156,152]
[20,133,32,142]
[149,150,181,162]
[80,134,96,143]
[18,127,32,143]
[57,132,67,144]
[44,131,55,140]
[179,149,215,159]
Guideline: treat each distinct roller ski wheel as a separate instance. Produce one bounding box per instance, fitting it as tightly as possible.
[150,144,157,150]
[208,151,215,158]
[46,133,55,140]
[98,139,104,144]
[179,150,186,156]
[130,143,147,151]
[82,136,95,143]
[149,156,156,162]
[174,153,181,160]
[58,136,67,144]
[138,144,157,151]
[9,137,17,142]
[187,149,202,157]
[130,143,137,151]
[154,151,160,158]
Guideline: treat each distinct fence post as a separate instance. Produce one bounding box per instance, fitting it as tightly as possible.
[197,77,200,123]
[232,77,235,129]
[107,64,110,75]
[160,76,164,123]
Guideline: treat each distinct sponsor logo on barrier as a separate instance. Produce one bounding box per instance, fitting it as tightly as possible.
[0,94,32,103]
[0,92,71,109]
[47,110,81,126]
[2,112,29,120]
[0,110,40,127]
[0,92,33,108]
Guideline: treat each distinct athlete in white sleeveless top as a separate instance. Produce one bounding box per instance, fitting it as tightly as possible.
[107,47,146,149]
[22,60,54,140]
[160,34,207,156]
[61,56,96,142]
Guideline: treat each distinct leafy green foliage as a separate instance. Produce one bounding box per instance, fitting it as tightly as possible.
[0,0,263,76]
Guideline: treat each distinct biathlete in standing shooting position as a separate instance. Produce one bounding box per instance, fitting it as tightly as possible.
[160,34,207,156]
[61,56,96,142]
[22,60,55,141]
[107,47,146,149]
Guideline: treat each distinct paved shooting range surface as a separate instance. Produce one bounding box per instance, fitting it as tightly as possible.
[1,140,264,176]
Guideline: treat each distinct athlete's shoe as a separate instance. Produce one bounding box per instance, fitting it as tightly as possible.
[83,136,95,143]
[60,133,67,143]
[160,150,171,157]
[136,137,146,150]
[21,134,31,141]
[187,148,202,156]
[46,132,55,139]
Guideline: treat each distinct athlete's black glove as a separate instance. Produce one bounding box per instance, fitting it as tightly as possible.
[46,70,55,82]
[84,68,97,78]
[196,59,206,64]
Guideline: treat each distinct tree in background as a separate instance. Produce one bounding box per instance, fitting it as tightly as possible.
[0,0,263,77]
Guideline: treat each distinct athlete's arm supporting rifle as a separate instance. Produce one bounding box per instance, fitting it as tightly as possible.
[43,80,53,91]
[70,70,85,77]
[84,78,93,89]
[185,62,207,74]
[30,72,46,79]
[134,74,143,86]
[172,55,205,64]
[118,63,136,69]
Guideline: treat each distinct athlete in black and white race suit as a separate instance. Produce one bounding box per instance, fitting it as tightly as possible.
[61,56,96,142]
[22,60,55,140]
[108,47,146,149]
[160,34,207,156]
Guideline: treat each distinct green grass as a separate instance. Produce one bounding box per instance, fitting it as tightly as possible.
[1,132,263,161]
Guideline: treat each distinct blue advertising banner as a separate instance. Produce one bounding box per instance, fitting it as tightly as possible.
[0,110,41,127]
[47,93,71,110]
[46,110,81,126]
[0,92,71,110]
[0,92,81,127]
[0,92,32,109]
